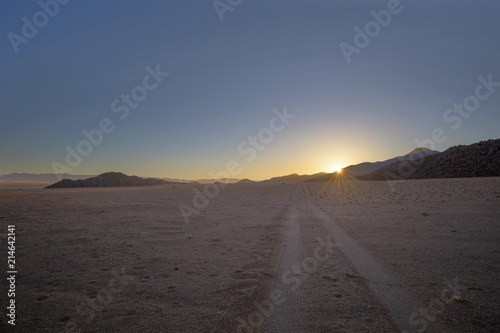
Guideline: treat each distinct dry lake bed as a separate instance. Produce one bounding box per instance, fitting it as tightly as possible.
[0,178,499,332]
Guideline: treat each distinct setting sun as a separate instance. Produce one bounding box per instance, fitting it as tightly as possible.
[331,165,343,173]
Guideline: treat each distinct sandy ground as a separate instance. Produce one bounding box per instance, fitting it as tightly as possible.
[309,177,500,332]
[0,178,498,332]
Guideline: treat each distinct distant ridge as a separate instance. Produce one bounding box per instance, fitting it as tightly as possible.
[190,178,241,184]
[0,173,94,183]
[45,172,179,189]
[0,173,242,185]
[357,139,500,180]
[307,147,440,182]
[261,172,329,184]
[235,178,257,184]
[162,177,241,184]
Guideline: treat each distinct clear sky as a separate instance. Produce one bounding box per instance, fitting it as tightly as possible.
[1,0,499,180]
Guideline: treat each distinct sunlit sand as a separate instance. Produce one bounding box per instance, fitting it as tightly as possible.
[1,177,498,331]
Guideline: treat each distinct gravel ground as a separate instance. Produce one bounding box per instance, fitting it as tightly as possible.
[0,177,498,332]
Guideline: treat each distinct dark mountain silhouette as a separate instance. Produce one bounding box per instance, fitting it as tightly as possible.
[261,172,329,184]
[343,147,439,176]
[45,172,177,189]
[357,139,500,181]
[307,148,439,182]
[235,178,257,184]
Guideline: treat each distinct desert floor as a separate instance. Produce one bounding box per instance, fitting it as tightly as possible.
[0,178,499,332]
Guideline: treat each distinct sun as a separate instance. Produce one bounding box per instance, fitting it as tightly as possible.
[330,165,343,173]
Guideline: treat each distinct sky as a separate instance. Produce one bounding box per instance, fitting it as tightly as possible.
[1,0,499,180]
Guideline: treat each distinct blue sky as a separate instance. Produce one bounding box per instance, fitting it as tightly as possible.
[1,0,499,180]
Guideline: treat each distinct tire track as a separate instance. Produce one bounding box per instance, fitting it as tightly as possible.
[303,183,417,332]
[262,183,410,332]
[264,184,305,332]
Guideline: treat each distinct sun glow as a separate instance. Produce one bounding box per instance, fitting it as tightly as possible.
[330,165,343,173]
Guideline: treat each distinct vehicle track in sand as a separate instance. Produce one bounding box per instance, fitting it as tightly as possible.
[302,184,420,332]
[261,183,434,332]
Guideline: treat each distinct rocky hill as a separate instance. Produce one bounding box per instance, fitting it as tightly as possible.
[357,139,500,180]
[45,172,174,188]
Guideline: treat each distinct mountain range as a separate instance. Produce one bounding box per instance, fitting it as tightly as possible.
[4,139,499,188]
[0,173,240,184]
[0,173,94,183]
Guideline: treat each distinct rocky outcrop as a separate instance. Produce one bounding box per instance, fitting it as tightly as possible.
[357,139,500,180]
